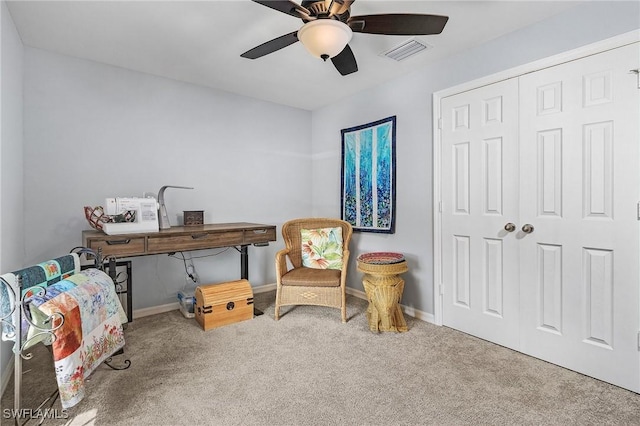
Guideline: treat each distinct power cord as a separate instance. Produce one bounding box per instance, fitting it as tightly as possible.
[186,262,198,284]
[168,248,231,283]
[168,251,197,283]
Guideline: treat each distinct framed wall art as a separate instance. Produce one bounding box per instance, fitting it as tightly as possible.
[341,116,396,233]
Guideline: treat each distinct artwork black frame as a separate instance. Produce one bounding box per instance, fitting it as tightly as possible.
[340,116,396,233]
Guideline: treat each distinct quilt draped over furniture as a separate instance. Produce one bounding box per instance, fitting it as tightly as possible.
[1,254,127,409]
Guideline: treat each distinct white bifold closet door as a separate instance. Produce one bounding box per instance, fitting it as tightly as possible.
[441,78,521,350]
[441,43,640,392]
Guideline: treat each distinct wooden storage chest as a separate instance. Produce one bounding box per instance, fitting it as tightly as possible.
[195,279,254,331]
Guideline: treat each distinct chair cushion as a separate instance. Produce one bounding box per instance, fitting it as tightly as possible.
[300,227,343,270]
[281,267,341,287]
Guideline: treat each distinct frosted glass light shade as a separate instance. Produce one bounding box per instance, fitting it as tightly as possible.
[298,19,353,59]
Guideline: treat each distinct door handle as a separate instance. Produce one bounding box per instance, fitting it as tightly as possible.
[504,223,516,232]
[522,224,535,234]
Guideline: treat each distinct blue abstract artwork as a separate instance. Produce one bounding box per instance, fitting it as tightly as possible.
[341,116,396,233]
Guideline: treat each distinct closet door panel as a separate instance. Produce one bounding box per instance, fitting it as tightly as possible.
[441,78,520,350]
[519,43,640,392]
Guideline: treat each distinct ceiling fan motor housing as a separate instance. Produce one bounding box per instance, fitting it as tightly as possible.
[301,0,351,22]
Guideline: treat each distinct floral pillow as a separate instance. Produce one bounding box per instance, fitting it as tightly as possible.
[301,227,344,270]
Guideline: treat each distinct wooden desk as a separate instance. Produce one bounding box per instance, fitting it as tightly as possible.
[82,222,277,280]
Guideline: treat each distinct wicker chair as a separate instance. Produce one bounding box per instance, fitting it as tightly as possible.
[275,218,353,322]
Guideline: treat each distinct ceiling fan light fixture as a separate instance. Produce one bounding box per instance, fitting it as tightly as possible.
[298,19,353,61]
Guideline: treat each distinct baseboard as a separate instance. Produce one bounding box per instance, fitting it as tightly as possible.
[130,283,436,325]
[132,283,277,319]
[401,304,435,324]
[252,283,276,294]
[345,287,436,324]
[345,286,368,300]
[133,302,180,319]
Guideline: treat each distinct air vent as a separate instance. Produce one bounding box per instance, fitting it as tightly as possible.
[380,39,432,62]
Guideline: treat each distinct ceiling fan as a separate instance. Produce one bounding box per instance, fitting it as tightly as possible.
[241,0,449,76]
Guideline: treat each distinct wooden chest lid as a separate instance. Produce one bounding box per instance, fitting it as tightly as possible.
[195,279,253,304]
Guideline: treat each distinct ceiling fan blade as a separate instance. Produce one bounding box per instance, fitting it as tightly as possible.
[331,44,358,76]
[241,31,299,59]
[348,14,449,35]
[251,0,310,19]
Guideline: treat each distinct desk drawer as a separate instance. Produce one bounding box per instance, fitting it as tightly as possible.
[148,231,244,253]
[87,237,146,257]
[243,227,276,244]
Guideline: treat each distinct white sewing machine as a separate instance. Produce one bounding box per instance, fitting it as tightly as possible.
[102,197,159,235]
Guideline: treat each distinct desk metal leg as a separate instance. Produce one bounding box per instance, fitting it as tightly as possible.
[240,245,263,317]
[240,245,249,280]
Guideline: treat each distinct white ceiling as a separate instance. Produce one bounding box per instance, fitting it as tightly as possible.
[6,0,583,110]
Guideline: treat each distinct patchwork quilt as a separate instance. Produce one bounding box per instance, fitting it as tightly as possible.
[30,268,126,408]
[1,259,126,409]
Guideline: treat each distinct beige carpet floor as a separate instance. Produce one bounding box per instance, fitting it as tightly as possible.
[2,291,639,425]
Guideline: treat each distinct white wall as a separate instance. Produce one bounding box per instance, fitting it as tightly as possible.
[23,48,312,310]
[0,0,25,394]
[311,1,640,317]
